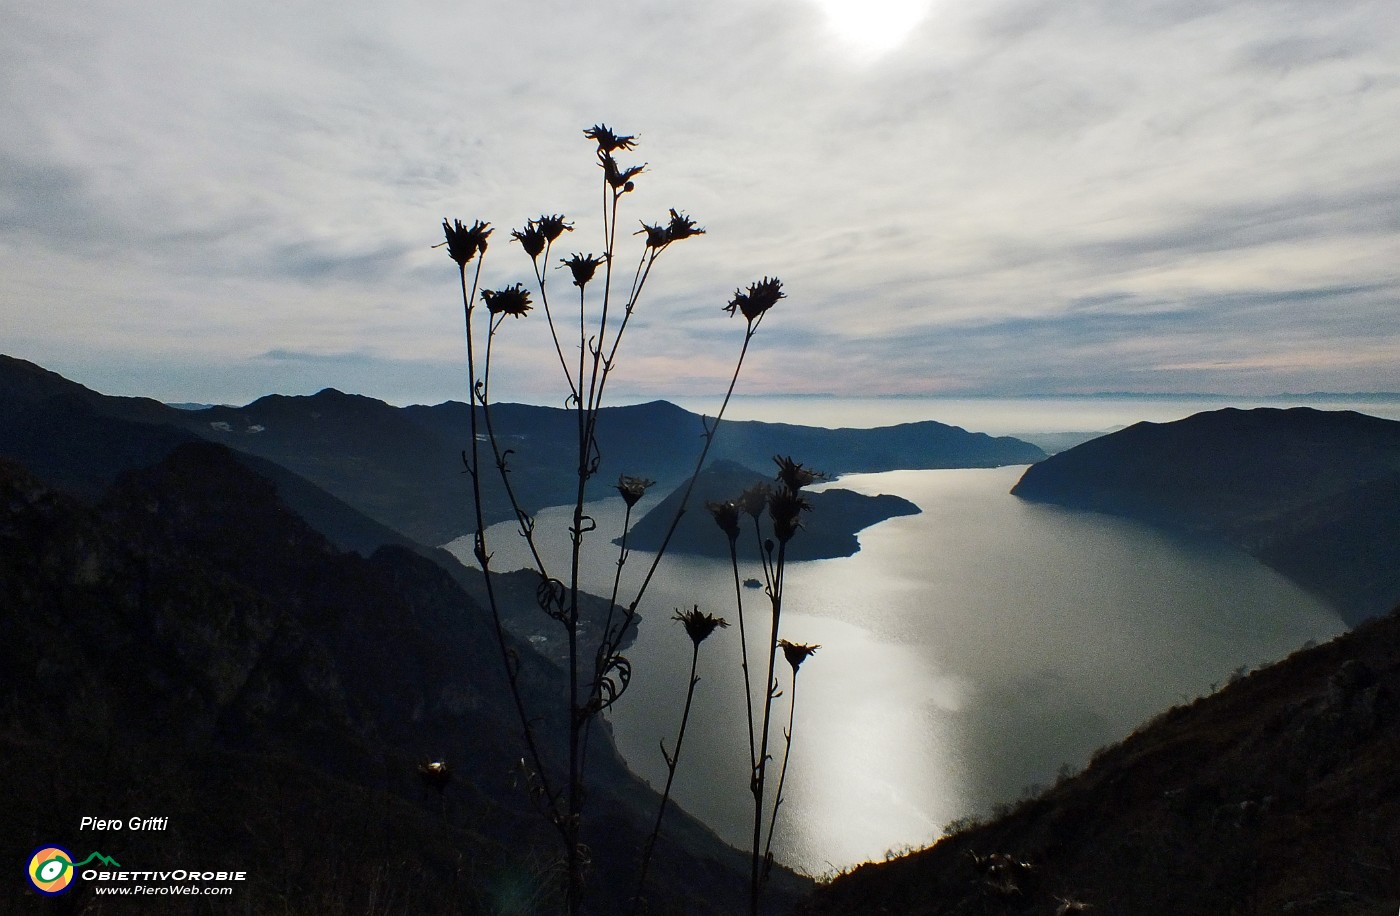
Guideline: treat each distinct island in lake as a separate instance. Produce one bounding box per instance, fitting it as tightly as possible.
[621,459,921,561]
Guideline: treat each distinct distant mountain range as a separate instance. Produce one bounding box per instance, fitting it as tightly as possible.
[1011,407,1400,625]
[0,354,1044,549]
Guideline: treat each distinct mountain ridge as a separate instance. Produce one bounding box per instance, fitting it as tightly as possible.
[0,354,1045,548]
[1011,407,1400,624]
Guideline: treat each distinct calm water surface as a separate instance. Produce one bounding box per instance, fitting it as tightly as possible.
[449,465,1345,876]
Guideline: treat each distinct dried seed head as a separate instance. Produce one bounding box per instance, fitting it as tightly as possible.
[600,153,645,192]
[584,123,638,153]
[636,221,669,249]
[665,208,705,243]
[616,475,655,508]
[511,224,547,259]
[536,214,573,242]
[673,605,729,646]
[739,482,771,519]
[768,487,810,543]
[779,639,820,673]
[560,253,606,288]
[442,218,492,267]
[724,277,784,322]
[481,283,533,318]
[706,499,741,542]
[774,455,823,492]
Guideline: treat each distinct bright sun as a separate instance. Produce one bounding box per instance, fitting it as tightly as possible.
[809,0,932,58]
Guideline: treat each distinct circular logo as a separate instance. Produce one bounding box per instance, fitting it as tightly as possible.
[27,846,75,895]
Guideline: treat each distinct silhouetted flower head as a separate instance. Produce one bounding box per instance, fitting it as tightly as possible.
[768,487,810,543]
[739,482,771,518]
[779,639,820,673]
[536,214,572,242]
[418,759,452,792]
[481,283,533,318]
[442,219,492,267]
[511,225,546,259]
[512,215,573,260]
[584,123,638,153]
[636,221,669,249]
[673,605,729,646]
[666,208,705,242]
[724,277,784,322]
[601,153,645,192]
[773,455,823,492]
[616,474,655,508]
[706,499,741,542]
[560,253,606,288]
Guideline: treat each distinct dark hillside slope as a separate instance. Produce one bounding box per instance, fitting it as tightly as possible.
[0,446,807,914]
[799,605,1400,916]
[0,366,417,557]
[1012,408,1400,623]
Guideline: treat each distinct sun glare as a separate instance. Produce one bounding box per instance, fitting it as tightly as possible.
[810,0,932,58]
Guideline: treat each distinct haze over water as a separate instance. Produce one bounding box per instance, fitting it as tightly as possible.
[449,399,1353,876]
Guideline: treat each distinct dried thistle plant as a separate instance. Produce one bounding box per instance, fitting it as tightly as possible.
[443,124,789,915]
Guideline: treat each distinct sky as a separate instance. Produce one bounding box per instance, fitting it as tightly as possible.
[2,0,1398,406]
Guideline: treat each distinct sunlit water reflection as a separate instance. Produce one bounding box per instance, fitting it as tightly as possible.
[448,466,1345,876]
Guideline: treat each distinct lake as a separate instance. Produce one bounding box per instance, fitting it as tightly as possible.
[447,461,1345,876]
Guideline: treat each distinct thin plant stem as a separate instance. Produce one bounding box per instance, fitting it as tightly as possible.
[728,540,758,775]
[459,259,562,836]
[531,243,579,404]
[629,640,703,915]
[565,278,590,916]
[482,315,551,577]
[578,500,636,781]
[750,536,787,915]
[763,671,800,869]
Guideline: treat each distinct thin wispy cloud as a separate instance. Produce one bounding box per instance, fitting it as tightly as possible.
[1,0,1396,403]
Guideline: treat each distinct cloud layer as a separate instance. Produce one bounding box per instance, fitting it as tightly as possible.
[2,0,1397,403]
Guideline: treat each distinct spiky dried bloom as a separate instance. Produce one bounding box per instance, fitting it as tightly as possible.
[768,487,810,544]
[724,276,784,322]
[636,221,669,249]
[673,605,729,646]
[601,153,645,192]
[773,455,823,492]
[779,639,820,673]
[513,215,574,260]
[511,224,547,259]
[560,253,606,288]
[418,759,452,792]
[616,475,655,508]
[481,283,533,318]
[442,218,492,267]
[584,123,638,153]
[706,499,741,543]
[536,214,572,242]
[739,482,771,519]
[666,208,705,242]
